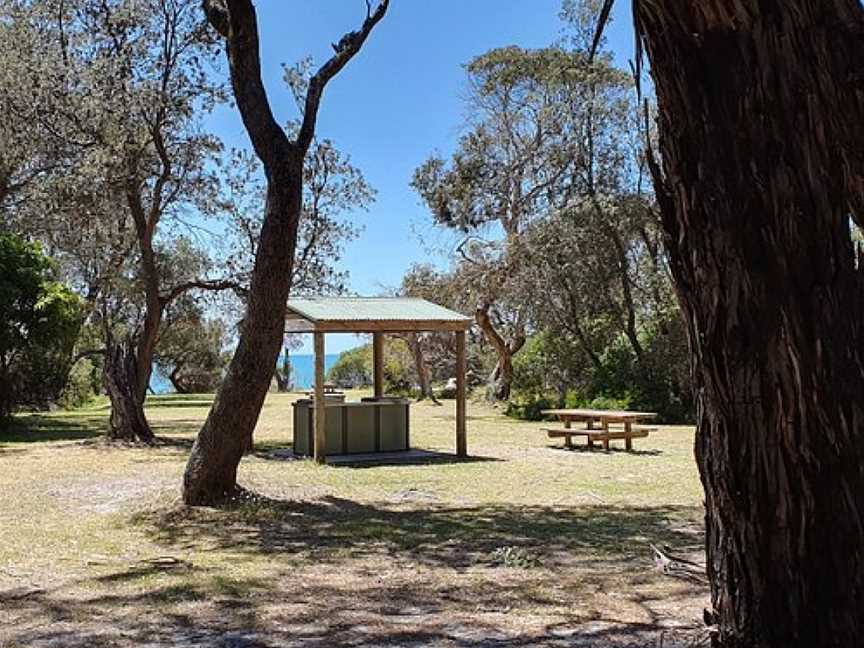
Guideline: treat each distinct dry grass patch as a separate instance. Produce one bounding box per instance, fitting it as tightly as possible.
[0,392,708,647]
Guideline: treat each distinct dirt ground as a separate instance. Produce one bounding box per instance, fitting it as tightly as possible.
[0,392,710,647]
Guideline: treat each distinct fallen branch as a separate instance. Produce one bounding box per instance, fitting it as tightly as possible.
[650,543,708,584]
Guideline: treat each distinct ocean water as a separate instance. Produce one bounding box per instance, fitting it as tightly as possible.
[150,353,340,394]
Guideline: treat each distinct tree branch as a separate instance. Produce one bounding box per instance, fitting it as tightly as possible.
[204,0,291,170]
[201,0,229,38]
[296,0,389,152]
[161,278,246,306]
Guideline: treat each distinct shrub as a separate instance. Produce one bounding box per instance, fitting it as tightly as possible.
[504,313,694,424]
[327,338,417,394]
[58,358,101,409]
[504,393,556,421]
[327,345,373,388]
[0,234,82,418]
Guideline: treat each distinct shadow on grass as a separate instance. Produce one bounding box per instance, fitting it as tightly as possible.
[0,414,106,444]
[2,497,707,647]
[546,443,664,457]
[134,494,703,570]
[145,399,216,410]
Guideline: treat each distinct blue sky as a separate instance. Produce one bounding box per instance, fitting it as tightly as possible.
[208,1,635,354]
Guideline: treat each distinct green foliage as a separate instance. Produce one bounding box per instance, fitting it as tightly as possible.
[504,394,556,421]
[58,358,101,410]
[154,301,230,394]
[589,316,694,423]
[327,346,373,388]
[511,331,592,399]
[327,339,417,394]
[0,233,82,418]
[506,313,694,424]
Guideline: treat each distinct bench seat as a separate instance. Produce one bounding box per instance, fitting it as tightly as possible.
[541,426,655,451]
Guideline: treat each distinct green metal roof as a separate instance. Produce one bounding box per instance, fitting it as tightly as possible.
[285,297,473,332]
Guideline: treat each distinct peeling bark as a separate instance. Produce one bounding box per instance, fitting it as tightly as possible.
[636,2,864,645]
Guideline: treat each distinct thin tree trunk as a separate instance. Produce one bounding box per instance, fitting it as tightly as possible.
[475,303,525,401]
[168,365,190,394]
[103,340,154,443]
[274,348,291,392]
[407,334,439,404]
[636,2,864,645]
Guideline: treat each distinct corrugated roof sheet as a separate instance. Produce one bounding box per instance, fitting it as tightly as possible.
[286,297,472,323]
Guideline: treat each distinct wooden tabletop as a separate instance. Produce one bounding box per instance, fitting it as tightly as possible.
[541,408,658,420]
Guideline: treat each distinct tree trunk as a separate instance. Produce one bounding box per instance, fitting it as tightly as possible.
[486,354,514,402]
[407,334,439,404]
[103,340,154,443]
[636,2,864,645]
[183,175,300,503]
[168,365,190,394]
[274,348,291,392]
[476,303,525,401]
[183,0,388,505]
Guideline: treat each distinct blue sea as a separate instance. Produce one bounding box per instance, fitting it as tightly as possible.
[150,353,340,394]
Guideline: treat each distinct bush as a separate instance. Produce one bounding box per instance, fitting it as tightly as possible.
[58,358,101,409]
[504,394,556,421]
[327,345,373,388]
[588,316,694,423]
[154,303,230,394]
[0,234,82,418]
[327,338,417,395]
[504,313,694,424]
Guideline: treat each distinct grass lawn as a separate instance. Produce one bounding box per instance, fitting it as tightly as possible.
[0,392,708,647]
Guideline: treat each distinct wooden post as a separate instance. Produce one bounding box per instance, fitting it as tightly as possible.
[455,329,467,457]
[373,331,384,399]
[314,331,326,464]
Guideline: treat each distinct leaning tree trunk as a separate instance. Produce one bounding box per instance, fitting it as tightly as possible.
[183,0,388,505]
[184,176,300,502]
[103,341,154,443]
[168,366,190,395]
[476,304,525,401]
[636,2,864,646]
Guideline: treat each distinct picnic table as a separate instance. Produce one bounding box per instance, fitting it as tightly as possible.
[540,408,658,451]
[304,382,344,398]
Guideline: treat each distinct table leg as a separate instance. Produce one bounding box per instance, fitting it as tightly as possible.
[625,420,633,451]
[602,418,610,451]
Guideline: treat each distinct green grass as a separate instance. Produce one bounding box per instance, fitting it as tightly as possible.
[0,391,708,647]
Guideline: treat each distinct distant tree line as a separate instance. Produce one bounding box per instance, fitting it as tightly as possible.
[407,4,692,422]
[0,0,373,432]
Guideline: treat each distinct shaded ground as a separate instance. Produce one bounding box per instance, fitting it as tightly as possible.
[0,392,709,647]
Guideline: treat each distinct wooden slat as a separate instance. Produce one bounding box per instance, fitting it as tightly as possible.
[455,330,467,457]
[587,430,650,441]
[373,332,384,399]
[313,332,326,464]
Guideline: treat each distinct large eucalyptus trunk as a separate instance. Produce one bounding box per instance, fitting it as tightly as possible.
[103,340,154,443]
[636,2,864,645]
